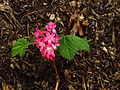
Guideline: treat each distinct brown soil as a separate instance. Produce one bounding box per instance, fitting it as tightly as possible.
[0,0,120,90]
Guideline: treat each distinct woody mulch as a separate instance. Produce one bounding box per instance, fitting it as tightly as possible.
[0,0,120,90]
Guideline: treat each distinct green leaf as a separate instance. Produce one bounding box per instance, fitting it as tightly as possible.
[12,38,29,58]
[41,27,47,30]
[28,37,35,45]
[66,35,90,51]
[58,35,90,60]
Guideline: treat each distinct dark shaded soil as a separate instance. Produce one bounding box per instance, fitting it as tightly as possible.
[0,0,120,90]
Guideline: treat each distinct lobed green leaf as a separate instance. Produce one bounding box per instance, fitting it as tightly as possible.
[58,35,90,60]
[12,38,29,58]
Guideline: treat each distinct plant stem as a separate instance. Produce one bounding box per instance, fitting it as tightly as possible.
[53,61,60,90]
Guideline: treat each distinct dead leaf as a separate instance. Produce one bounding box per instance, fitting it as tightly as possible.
[2,83,10,90]
[69,1,76,7]
[11,40,16,46]
[50,14,55,20]
[117,63,120,67]
[99,88,108,90]
[82,19,89,26]
[95,60,101,63]
[2,83,14,90]
[68,13,77,27]
[55,16,64,26]
[64,69,71,79]
[68,10,89,36]
[68,84,75,90]
[112,30,115,44]
[87,71,93,74]
[71,23,78,35]
[77,19,83,36]
[102,47,108,53]
[77,14,84,21]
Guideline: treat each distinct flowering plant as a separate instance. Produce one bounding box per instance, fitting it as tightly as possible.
[11,21,90,90]
[12,21,90,60]
[33,22,61,61]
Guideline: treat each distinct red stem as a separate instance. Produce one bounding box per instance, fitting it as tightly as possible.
[53,61,60,90]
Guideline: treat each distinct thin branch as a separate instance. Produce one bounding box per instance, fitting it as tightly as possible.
[53,61,60,90]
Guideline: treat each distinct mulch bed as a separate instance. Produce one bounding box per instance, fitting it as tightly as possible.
[0,0,120,90]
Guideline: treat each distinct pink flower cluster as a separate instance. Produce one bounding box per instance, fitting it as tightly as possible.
[33,22,61,61]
